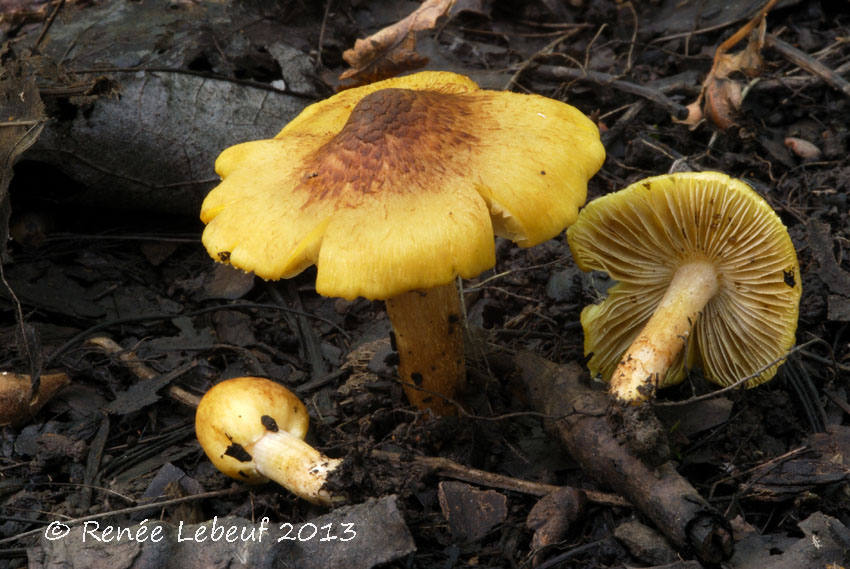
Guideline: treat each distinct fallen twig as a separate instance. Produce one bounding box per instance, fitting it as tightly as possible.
[371,449,628,506]
[766,34,850,98]
[535,65,690,119]
[45,302,351,366]
[516,352,734,564]
[655,339,817,407]
[86,336,201,408]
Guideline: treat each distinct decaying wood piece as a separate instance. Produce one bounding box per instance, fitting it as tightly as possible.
[526,486,585,567]
[516,351,734,564]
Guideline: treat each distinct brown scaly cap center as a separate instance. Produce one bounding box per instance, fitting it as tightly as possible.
[297,88,479,206]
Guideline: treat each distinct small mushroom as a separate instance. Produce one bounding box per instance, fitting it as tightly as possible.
[0,371,69,427]
[201,71,604,415]
[567,171,801,404]
[195,376,343,505]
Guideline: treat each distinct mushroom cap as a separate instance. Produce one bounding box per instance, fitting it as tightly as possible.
[195,376,309,483]
[566,171,801,389]
[201,71,605,300]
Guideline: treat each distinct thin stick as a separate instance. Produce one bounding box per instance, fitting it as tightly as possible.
[655,339,817,407]
[503,31,580,91]
[87,336,202,407]
[316,0,334,70]
[713,0,780,60]
[0,120,44,127]
[34,0,65,49]
[535,65,689,118]
[371,450,628,506]
[46,302,351,366]
[766,34,850,98]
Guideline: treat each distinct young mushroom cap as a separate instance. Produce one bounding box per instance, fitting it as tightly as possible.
[567,171,801,394]
[195,376,342,506]
[200,71,605,301]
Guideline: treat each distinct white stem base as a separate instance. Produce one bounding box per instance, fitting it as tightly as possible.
[249,430,343,506]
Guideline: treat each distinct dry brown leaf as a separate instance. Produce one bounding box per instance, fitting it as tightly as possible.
[701,19,765,129]
[340,0,457,86]
[712,20,766,81]
[703,76,743,130]
[676,0,776,129]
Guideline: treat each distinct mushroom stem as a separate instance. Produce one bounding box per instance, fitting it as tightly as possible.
[610,261,720,403]
[249,430,344,506]
[385,281,465,416]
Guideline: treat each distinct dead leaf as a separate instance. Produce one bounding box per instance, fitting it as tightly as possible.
[676,0,776,129]
[702,19,766,129]
[340,0,457,86]
[0,45,45,262]
[703,76,744,130]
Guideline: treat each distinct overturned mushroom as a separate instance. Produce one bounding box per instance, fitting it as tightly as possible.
[195,376,343,506]
[567,171,801,405]
[201,71,604,415]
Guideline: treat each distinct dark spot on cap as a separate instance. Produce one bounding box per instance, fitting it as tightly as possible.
[224,443,252,463]
[783,269,796,287]
[385,352,400,366]
[238,470,250,479]
[411,372,424,386]
[261,415,279,432]
[218,251,231,262]
[540,170,546,175]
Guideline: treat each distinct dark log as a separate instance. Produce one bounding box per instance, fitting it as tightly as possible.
[516,351,734,565]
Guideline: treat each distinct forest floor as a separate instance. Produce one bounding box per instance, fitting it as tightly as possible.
[1,1,849,568]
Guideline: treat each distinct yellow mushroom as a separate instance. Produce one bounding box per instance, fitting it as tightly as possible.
[567,171,801,404]
[201,71,605,415]
[0,371,69,427]
[195,376,343,506]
